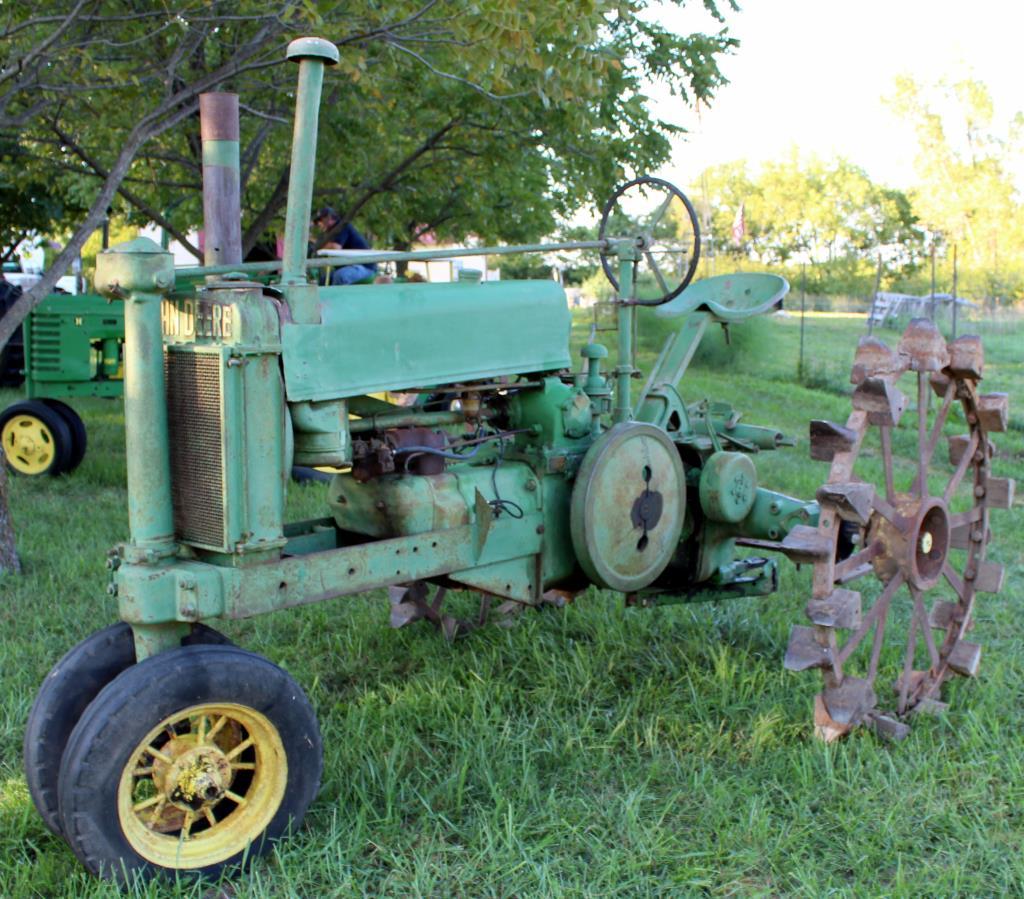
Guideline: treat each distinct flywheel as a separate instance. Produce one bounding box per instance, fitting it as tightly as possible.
[570,422,686,592]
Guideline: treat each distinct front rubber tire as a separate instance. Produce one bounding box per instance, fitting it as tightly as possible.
[40,399,87,472]
[57,644,322,883]
[0,399,73,475]
[23,622,231,836]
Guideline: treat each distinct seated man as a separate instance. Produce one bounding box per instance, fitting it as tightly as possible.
[313,207,377,286]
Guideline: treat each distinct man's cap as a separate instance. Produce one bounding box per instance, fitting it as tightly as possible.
[315,206,339,221]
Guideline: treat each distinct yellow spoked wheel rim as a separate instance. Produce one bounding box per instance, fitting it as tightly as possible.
[117,703,287,869]
[1,414,57,475]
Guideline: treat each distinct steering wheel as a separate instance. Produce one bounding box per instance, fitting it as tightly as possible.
[598,176,700,306]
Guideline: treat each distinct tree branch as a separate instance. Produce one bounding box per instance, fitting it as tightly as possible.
[0,0,91,90]
[316,118,461,249]
[0,98,200,349]
[51,124,201,258]
[385,41,532,101]
[241,164,290,256]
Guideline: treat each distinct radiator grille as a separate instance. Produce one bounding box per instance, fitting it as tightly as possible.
[29,314,63,373]
[166,351,226,547]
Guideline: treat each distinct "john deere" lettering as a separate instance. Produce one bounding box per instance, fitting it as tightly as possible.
[161,298,233,339]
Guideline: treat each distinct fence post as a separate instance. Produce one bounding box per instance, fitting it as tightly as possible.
[868,253,882,336]
[951,244,958,339]
[798,263,806,381]
[930,242,937,321]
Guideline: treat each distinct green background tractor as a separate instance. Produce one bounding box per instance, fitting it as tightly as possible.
[0,292,124,475]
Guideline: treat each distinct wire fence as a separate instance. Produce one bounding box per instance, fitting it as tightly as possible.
[574,274,1022,405]
[791,295,1022,400]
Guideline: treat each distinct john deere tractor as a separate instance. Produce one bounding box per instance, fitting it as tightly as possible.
[22,37,1011,884]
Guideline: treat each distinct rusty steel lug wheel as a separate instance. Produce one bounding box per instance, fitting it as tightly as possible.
[786,319,1012,741]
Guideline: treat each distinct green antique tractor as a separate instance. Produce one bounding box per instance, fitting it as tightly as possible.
[0,291,123,476]
[23,38,1012,883]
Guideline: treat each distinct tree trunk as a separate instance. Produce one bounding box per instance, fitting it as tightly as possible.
[394,239,412,277]
[0,450,21,574]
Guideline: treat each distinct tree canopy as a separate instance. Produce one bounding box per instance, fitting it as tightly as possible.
[0,137,87,263]
[686,73,1024,303]
[887,74,1024,301]
[0,1,740,346]
[689,152,923,268]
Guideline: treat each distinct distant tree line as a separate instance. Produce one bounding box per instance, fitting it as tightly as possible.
[687,76,1024,305]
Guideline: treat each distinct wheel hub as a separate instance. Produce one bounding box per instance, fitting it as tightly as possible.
[910,499,950,589]
[633,233,653,252]
[164,746,232,811]
[150,734,235,817]
[13,431,38,454]
[869,493,951,590]
[2,415,54,471]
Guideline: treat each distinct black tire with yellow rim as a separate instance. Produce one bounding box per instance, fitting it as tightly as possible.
[0,399,73,476]
[56,644,322,883]
[24,622,232,837]
[40,399,87,472]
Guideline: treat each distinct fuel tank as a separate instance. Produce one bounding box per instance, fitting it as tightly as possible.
[280,279,572,402]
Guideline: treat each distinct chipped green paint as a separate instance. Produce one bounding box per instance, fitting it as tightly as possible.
[201,140,239,169]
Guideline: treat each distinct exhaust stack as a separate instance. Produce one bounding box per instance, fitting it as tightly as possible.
[280,37,339,299]
[199,92,242,268]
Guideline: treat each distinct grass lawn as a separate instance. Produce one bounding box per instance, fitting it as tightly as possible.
[1,308,1022,897]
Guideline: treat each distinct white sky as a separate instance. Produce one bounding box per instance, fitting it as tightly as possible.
[648,0,1022,190]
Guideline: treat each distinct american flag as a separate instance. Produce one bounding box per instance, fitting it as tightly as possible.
[731,202,746,246]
